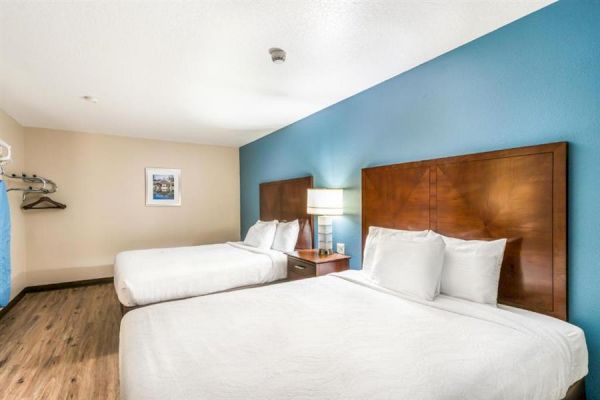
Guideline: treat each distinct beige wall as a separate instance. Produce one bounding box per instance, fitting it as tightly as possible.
[1,112,241,291]
[23,128,240,285]
[0,110,27,300]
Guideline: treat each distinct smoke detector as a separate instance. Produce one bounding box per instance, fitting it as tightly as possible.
[269,48,286,64]
[81,95,98,103]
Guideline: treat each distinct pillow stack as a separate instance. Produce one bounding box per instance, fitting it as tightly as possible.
[271,220,300,252]
[435,234,507,305]
[243,219,300,253]
[362,226,429,274]
[365,226,507,306]
[370,234,445,301]
[243,220,278,249]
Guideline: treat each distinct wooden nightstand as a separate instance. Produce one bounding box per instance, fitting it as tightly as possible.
[286,249,351,281]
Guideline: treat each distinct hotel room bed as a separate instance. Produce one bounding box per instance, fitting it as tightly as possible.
[114,242,287,307]
[113,176,314,309]
[120,270,588,400]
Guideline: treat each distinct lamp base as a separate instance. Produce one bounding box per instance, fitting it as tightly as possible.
[318,248,334,256]
[317,216,334,256]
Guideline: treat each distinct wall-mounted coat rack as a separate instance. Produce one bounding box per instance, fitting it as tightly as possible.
[0,139,66,210]
[2,173,67,210]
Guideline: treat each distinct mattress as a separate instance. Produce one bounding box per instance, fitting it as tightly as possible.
[114,242,287,307]
[119,270,588,400]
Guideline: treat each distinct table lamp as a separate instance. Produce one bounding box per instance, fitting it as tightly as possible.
[307,188,343,255]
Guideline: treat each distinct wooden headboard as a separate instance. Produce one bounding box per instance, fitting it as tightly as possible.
[260,176,314,250]
[362,143,567,320]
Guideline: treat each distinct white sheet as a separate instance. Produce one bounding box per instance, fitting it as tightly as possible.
[120,270,588,400]
[114,242,287,306]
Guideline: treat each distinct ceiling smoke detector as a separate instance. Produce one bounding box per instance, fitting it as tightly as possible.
[81,95,98,103]
[269,48,286,64]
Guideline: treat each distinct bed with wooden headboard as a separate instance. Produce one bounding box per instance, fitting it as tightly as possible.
[117,175,314,314]
[362,142,584,399]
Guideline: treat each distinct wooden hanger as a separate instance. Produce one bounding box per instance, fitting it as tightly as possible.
[22,196,66,210]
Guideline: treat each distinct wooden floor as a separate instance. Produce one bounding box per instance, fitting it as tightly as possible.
[0,284,121,400]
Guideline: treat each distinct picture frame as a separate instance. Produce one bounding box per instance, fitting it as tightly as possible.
[145,168,181,206]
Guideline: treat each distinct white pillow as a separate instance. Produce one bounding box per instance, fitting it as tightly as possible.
[363,226,430,273]
[243,220,278,249]
[431,232,507,305]
[369,235,446,301]
[271,220,300,252]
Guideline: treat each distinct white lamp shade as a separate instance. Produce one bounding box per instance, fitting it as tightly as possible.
[307,188,343,215]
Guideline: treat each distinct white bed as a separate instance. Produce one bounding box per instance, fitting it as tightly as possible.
[119,270,588,400]
[114,242,287,307]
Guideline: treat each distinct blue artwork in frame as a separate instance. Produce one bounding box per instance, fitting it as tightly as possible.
[145,168,181,206]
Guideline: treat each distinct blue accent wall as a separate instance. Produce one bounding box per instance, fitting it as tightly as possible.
[240,1,600,395]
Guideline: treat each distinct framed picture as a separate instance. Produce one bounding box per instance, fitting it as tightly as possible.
[145,168,181,206]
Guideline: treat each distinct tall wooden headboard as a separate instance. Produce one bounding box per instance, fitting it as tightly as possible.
[362,143,567,320]
[260,176,314,250]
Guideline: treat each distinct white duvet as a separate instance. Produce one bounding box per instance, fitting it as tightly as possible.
[114,242,287,306]
[120,270,588,400]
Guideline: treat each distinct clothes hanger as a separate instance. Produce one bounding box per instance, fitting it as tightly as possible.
[1,138,66,210]
[22,195,67,210]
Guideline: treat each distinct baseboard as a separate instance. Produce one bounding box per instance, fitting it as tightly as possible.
[26,276,114,293]
[0,276,114,320]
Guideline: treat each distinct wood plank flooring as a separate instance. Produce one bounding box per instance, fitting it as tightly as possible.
[0,284,121,400]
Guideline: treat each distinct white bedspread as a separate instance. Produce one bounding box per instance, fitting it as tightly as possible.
[120,270,588,400]
[114,242,287,306]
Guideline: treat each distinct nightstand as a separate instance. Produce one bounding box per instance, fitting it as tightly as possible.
[286,249,351,281]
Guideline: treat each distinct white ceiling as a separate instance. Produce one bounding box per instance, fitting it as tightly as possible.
[0,0,553,147]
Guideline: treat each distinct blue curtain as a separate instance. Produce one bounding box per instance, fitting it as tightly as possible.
[0,180,10,306]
